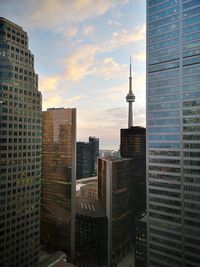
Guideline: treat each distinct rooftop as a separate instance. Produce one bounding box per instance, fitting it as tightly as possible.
[76,198,106,218]
[0,17,23,30]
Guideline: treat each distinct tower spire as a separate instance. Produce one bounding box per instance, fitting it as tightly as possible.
[129,56,132,94]
[126,57,135,128]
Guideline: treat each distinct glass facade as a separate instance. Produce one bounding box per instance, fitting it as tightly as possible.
[0,18,42,267]
[147,1,200,266]
[98,157,136,266]
[76,136,99,179]
[41,108,76,259]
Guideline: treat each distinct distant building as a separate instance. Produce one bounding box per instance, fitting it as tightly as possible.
[0,17,42,267]
[120,126,146,158]
[75,198,108,267]
[79,181,98,200]
[99,150,118,157]
[76,176,97,198]
[98,157,136,266]
[41,108,76,260]
[77,136,99,179]
[135,213,147,267]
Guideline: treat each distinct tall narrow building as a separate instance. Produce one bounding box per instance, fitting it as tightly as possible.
[98,157,136,266]
[147,1,200,266]
[41,108,76,260]
[76,136,99,179]
[0,18,42,267]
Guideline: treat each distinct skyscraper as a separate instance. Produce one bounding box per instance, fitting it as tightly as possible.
[41,108,76,260]
[76,136,99,179]
[147,1,200,266]
[120,126,146,214]
[98,157,136,266]
[0,17,42,267]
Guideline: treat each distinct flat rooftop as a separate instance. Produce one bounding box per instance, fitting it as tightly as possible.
[76,198,105,218]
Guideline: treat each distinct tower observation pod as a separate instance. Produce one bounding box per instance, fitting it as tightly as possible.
[126,57,135,128]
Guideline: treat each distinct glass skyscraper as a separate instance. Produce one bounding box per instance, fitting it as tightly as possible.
[0,18,42,266]
[147,1,200,266]
[41,108,76,260]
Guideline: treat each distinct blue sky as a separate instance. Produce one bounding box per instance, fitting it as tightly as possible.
[1,0,146,149]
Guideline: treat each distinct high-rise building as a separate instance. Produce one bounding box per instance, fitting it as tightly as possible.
[135,212,147,267]
[76,136,99,179]
[147,1,200,266]
[75,198,108,267]
[120,126,146,158]
[120,126,146,214]
[98,157,136,266]
[41,108,76,260]
[0,17,42,267]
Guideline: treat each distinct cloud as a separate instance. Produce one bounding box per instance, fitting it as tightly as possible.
[65,25,79,37]
[107,20,122,26]
[39,75,61,92]
[63,23,145,82]
[11,0,128,34]
[64,44,99,81]
[134,51,146,61]
[105,24,145,50]
[95,57,127,80]
[83,25,95,35]
[43,94,86,110]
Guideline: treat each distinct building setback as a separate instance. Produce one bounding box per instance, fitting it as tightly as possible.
[41,108,76,260]
[0,17,42,267]
[76,136,99,179]
[147,1,200,266]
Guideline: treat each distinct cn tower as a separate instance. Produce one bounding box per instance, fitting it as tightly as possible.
[126,57,135,128]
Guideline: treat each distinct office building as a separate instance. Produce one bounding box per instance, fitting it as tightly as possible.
[98,157,136,266]
[75,198,108,267]
[120,126,146,158]
[39,251,77,267]
[41,108,76,260]
[147,1,200,266]
[79,181,98,200]
[0,17,42,267]
[135,213,147,267]
[76,136,99,179]
[120,126,146,213]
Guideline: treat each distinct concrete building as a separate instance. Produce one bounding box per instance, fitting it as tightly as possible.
[41,108,76,260]
[147,1,200,266]
[77,136,99,179]
[0,17,42,267]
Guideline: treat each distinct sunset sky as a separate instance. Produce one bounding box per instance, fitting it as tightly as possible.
[1,0,146,149]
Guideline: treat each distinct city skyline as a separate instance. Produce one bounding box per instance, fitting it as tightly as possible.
[0,0,146,149]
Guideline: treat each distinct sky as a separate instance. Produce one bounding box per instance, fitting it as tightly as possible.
[0,0,146,149]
